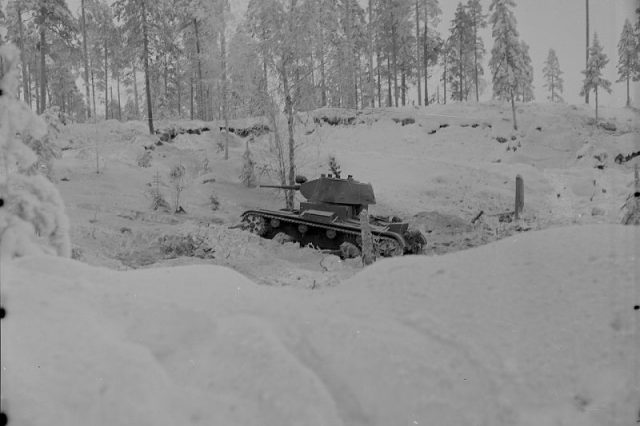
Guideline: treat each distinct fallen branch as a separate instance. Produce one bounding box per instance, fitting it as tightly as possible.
[471,210,484,224]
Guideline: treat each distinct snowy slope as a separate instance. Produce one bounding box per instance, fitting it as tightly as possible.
[2,224,638,426]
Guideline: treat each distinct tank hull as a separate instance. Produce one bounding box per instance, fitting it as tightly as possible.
[241,209,425,257]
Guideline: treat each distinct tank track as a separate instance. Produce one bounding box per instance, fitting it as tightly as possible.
[241,210,405,257]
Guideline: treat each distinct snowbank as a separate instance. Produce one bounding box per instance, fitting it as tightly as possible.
[1,225,638,425]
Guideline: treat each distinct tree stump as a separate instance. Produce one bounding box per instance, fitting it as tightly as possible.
[515,174,524,220]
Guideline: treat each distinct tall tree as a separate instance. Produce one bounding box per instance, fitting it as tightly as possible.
[616,19,639,107]
[542,48,564,102]
[247,0,313,209]
[114,0,156,133]
[518,40,534,102]
[488,0,522,130]
[585,0,589,104]
[81,0,91,119]
[446,2,473,102]
[421,0,442,105]
[466,0,486,102]
[580,33,611,121]
[5,0,33,104]
[18,0,76,113]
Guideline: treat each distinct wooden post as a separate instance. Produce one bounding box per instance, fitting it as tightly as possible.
[359,208,375,266]
[515,174,524,220]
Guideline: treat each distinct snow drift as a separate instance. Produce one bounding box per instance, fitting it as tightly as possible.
[1,224,639,425]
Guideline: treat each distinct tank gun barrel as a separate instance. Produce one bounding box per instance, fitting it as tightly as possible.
[259,184,301,190]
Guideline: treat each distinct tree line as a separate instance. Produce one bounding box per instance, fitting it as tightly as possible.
[1,0,638,132]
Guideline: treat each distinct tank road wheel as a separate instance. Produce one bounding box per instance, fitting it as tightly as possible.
[376,237,403,257]
[242,214,268,236]
[404,230,427,254]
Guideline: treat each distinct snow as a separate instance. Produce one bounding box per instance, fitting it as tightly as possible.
[2,224,638,425]
[1,100,639,424]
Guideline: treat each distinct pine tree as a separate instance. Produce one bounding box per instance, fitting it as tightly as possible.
[447,2,473,102]
[542,48,564,102]
[518,40,534,102]
[247,0,314,209]
[488,0,522,130]
[0,44,71,259]
[421,0,442,106]
[616,19,639,107]
[113,0,156,134]
[580,33,611,122]
[466,0,487,102]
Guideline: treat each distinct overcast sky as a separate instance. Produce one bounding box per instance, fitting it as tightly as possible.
[9,0,640,108]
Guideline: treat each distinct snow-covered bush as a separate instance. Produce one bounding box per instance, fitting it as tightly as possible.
[239,142,256,187]
[158,232,215,259]
[328,154,341,178]
[0,44,71,259]
[147,171,170,212]
[169,164,187,213]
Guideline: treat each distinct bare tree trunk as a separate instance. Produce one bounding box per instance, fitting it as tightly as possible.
[282,66,295,210]
[386,55,392,107]
[626,74,630,107]
[392,25,398,107]
[132,63,139,118]
[458,37,463,102]
[39,10,47,114]
[33,50,40,113]
[319,30,327,106]
[376,48,382,107]
[110,86,113,119]
[221,19,230,160]
[189,73,194,120]
[401,69,406,105]
[595,86,598,122]
[91,62,96,119]
[104,40,108,120]
[510,89,518,130]
[585,0,589,104]
[443,62,447,104]
[423,1,429,106]
[81,0,91,119]
[117,74,121,120]
[368,0,374,107]
[194,18,203,120]
[17,4,29,104]
[176,61,181,117]
[415,0,421,106]
[163,54,168,96]
[142,0,154,134]
[27,61,32,109]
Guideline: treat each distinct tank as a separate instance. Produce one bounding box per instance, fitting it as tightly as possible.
[240,174,426,257]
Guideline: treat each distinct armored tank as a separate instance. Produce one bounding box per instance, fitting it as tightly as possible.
[241,174,426,257]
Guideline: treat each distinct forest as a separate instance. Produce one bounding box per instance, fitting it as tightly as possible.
[1,0,636,134]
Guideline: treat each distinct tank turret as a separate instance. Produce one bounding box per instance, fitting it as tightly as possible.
[259,174,376,219]
[240,173,426,257]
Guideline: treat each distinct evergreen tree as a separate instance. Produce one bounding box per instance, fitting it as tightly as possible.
[420,0,442,105]
[466,0,486,102]
[113,0,157,134]
[247,0,314,209]
[542,48,564,102]
[517,40,534,102]
[0,44,71,259]
[580,33,611,122]
[616,19,639,107]
[446,2,473,102]
[488,0,522,130]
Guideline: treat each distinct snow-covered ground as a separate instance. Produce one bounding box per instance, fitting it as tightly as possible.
[2,103,639,424]
[2,225,638,425]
